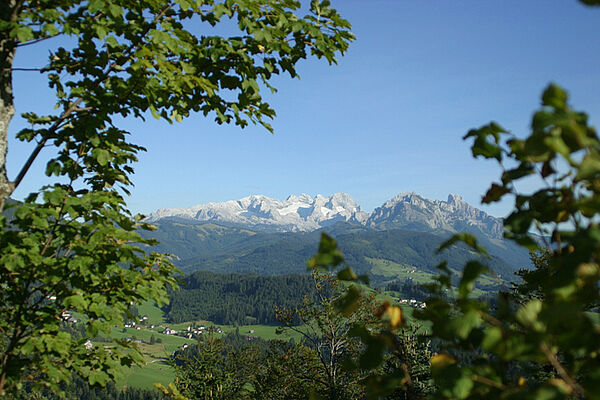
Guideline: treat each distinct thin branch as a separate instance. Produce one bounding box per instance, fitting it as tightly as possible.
[540,342,584,396]
[471,374,507,390]
[13,97,83,189]
[73,106,93,113]
[10,0,27,23]
[479,311,504,327]
[11,2,176,193]
[16,34,61,48]
[11,67,43,72]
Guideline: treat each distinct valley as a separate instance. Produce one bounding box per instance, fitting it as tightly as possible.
[6,191,531,396]
[107,192,526,392]
[106,300,302,390]
[113,291,422,391]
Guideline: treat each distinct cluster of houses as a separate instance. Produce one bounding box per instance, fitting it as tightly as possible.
[123,316,150,330]
[61,311,78,324]
[114,314,226,341]
[398,298,426,308]
[162,325,223,339]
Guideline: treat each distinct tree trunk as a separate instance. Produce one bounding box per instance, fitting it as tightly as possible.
[0,1,18,213]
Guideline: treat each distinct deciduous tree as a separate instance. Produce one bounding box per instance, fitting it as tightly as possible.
[275,271,378,400]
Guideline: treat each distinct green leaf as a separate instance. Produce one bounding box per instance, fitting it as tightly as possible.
[108,4,122,17]
[44,23,59,36]
[463,122,507,161]
[482,183,510,203]
[334,285,361,316]
[64,294,88,310]
[451,309,482,339]
[458,261,489,297]
[541,83,568,109]
[92,149,110,166]
[12,26,34,42]
[336,266,357,281]
[577,153,600,180]
[516,299,545,333]
[307,233,345,269]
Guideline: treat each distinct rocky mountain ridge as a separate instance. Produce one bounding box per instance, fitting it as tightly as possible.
[146,192,503,238]
[366,192,503,239]
[147,192,368,232]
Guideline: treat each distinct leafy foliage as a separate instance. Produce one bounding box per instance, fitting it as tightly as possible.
[306,234,436,399]
[0,191,178,396]
[162,331,324,400]
[161,271,433,400]
[275,271,378,400]
[19,374,164,400]
[316,82,600,399]
[414,83,600,400]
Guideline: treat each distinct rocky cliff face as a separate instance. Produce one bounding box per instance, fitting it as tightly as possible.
[146,192,503,238]
[365,192,503,239]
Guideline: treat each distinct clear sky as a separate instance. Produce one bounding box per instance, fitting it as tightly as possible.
[7,0,600,218]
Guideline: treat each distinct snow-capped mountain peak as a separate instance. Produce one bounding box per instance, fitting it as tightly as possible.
[146,191,503,238]
[146,193,367,232]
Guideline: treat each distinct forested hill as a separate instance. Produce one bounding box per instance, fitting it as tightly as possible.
[142,220,529,285]
[164,271,319,325]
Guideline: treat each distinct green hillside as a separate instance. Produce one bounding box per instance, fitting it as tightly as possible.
[142,221,526,286]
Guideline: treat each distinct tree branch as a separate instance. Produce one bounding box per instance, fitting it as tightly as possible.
[13,97,83,189]
[471,374,507,390]
[16,34,61,48]
[11,2,176,193]
[540,342,584,396]
[10,67,43,72]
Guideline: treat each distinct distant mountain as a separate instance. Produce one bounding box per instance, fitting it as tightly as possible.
[146,193,368,232]
[142,192,531,285]
[147,192,502,239]
[366,192,503,239]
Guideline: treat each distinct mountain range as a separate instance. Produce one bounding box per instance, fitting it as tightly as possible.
[146,192,503,239]
[142,192,530,289]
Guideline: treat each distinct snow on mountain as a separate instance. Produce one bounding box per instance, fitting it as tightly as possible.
[146,191,503,238]
[146,193,368,232]
[365,192,503,239]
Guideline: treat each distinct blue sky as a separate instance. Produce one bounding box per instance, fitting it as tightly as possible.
[8,0,600,218]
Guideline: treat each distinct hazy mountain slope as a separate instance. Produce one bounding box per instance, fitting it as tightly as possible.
[141,220,262,260]
[141,220,324,261]
[172,227,517,282]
